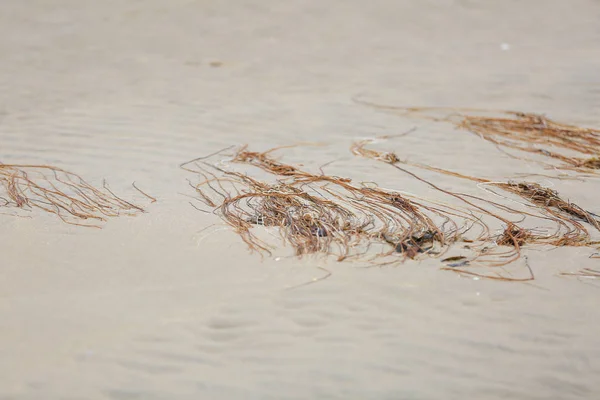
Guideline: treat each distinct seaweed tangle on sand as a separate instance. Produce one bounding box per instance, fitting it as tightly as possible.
[351,137,600,280]
[0,163,146,227]
[182,106,600,282]
[354,101,600,174]
[182,146,486,264]
[457,112,600,173]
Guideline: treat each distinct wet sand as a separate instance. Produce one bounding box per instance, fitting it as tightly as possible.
[1,1,600,399]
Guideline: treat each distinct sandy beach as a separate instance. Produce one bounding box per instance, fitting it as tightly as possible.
[1,1,600,399]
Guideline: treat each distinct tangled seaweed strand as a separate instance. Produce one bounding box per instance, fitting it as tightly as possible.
[0,164,145,227]
[183,146,485,263]
[560,268,600,278]
[352,137,600,280]
[352,137,600,244]
[458,112,600,172]
[354,100,600,174]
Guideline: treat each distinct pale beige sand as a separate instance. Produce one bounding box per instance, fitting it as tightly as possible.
[1,1,600,399]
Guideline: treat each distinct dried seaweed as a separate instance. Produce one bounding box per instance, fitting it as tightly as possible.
[183,146,484,263]
[351,135,600,279]
[441,256,535,282]
[457,112,600,172]
[495,223,534,247]
[354,100,600,173]
[183,105,600,282]
[0,164,145,227]
[560,268,600,278]
[353,137,599,241]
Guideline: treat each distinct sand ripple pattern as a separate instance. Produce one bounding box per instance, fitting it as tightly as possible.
[2,0,600,399]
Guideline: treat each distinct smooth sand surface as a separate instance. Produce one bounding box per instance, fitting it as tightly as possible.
[1,1,600,399]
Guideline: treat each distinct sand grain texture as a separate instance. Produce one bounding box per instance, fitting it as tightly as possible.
[1,0,600,399]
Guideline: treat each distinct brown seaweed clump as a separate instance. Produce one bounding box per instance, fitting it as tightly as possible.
[182,147,484,263]
[496,182,600,233]
[352,137,600,243]
[495,223,534,247]
[358,101,600,173]
[0,164,146,227]
[579,157,600,169]
[182,108,600,281]
[458,112,600,167]
[350,135,600,278]
[351,139,400,164]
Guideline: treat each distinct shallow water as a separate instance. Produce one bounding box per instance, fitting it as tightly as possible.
[1,1,600,399]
